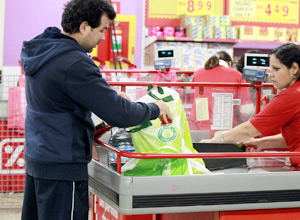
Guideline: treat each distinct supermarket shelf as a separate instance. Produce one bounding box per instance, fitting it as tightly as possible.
[145,36,238,46]
[233,41,282,50]
[155,36,239,43]
[233,40,300,50]
[233,40,300,56]
[143,36,300,67]
[144,36,238,48]
[145,36,300,49]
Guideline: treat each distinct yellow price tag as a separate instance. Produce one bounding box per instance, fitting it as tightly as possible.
[194,37,203,42]
[256,1,297,23]
[177,0,223,16]
[165,37,175,41]
[230,0,299,25]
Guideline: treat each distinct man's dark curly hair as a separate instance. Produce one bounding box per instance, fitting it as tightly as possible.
[61,0,116,34]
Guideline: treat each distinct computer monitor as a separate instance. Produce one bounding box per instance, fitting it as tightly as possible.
[243,53,270,82]
[244,53,270,69]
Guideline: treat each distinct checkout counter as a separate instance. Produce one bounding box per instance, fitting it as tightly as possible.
[89,129,300,220]
[89,58,300,219]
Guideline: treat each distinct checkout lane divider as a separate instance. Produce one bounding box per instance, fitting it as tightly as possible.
[95,139,300,174]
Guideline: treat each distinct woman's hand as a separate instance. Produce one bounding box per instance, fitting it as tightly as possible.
[242,134,286,152]
[242,139,265,152]
[200,139,213,143]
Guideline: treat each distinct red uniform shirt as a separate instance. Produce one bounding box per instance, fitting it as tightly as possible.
[189,65,251,136]
[250,81,300,165]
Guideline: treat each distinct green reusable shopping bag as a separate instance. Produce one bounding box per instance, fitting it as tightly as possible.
[122,86,211,176]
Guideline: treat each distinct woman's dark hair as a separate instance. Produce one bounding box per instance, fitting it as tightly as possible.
[236,49,262,73]
[62,0,116,34]
[204,51,233,69]
[269,43,300,81]
[269,43,300,68]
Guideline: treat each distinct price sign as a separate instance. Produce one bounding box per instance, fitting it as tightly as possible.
[145,0,223,27]
[230,0,299,27]
[177,0,223,16]
[256,1,294,21]
[148,0,178,19]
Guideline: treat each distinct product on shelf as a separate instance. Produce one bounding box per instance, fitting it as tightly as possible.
[213,26,226,39]
[180,14,206,27]
[226,26,239,39]
[239,26,258,40]
[163,27,175,37]
[175,27,185,37]
[286,28,298,42]
[203,26,214,39]
[274,28,287,42]
[256,27,275,41]
[220,15,231,27]
[202,15,220,27]
[148,26,163,37]
[185,25,203,39]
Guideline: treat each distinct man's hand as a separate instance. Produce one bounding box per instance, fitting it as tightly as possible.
[118,92,131,101]
[154,100,172,124]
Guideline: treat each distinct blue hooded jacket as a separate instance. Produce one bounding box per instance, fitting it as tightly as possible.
[21,27,159,181]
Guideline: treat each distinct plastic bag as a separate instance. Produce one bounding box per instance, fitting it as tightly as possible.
[152,69,177,82]
[8,87,26,134]
[121,86,211,176]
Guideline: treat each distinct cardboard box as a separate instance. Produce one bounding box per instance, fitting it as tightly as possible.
[180,14,205,27]
[239,26,258,40]
[297,29,300,42]
[185,25,203,39]
[220,15,231,27]
[286,28,298,42]
[203,26,214,39]
[201,15,220,27]
[144,43,155,66]
[209,15,220,27]
[256,27,275,41]
[213,26,226,39]
[226,26,239,39]
[274,28,287,42]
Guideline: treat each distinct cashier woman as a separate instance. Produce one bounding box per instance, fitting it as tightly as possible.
[201,43,300,166]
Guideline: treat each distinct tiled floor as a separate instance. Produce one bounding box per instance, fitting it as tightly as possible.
[0,208,93,219]
[0,193,92,220]
[0,208,22,220]
[0,192,24,209]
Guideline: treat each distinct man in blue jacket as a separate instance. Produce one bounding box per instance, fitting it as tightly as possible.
[20,0,171,219]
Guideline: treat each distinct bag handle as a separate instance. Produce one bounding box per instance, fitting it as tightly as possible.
[128,86,174,133]
[147,85,174,102]
[127,120,152,133]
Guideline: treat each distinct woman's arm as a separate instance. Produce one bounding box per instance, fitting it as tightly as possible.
[201,121,261,143]
[242,134,287,151]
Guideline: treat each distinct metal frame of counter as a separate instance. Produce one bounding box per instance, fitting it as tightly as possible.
[88,158,300,215]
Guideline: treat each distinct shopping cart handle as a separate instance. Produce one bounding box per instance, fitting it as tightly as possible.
[94,122,113,141]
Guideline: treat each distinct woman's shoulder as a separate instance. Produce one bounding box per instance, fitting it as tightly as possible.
[273,83,300,104]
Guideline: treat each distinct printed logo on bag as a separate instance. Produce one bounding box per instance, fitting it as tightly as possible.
[158,125,177,142]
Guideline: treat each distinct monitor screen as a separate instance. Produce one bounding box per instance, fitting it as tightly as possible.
[245,54,269,68]
[158,50,174,58]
